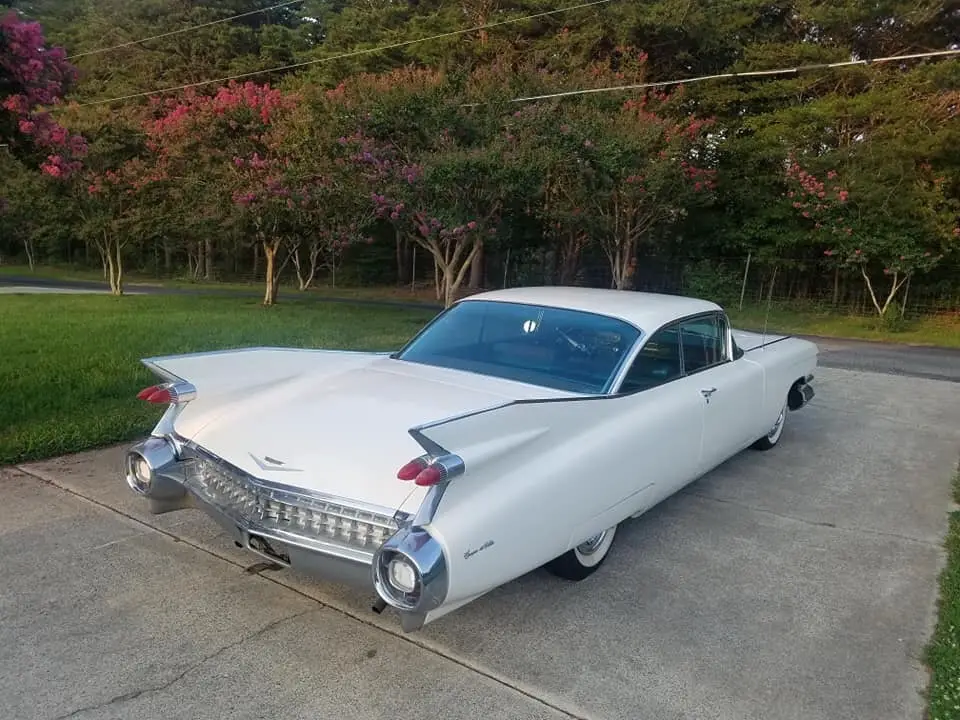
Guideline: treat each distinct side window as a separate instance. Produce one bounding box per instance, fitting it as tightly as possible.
[679,313,728,374]
[619,324,683,393]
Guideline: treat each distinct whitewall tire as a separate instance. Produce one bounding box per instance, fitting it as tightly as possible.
[752,399,787,451]
[544,524,618,581]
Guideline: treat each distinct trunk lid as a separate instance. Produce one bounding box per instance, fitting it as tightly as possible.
[176,356,571,510]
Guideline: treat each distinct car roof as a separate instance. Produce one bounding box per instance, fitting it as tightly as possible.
[459,286,723,333]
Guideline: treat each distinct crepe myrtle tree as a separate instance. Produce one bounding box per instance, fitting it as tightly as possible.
[284,170,376,291]
[232,152,298,306]
[146,81,298,284]
[506,92,717,290]
[342,128,503,307]
[785,156,954,317]
[1,11,87,264]
[78,158,162,294]
[0,11,87,175]
[596,97,716,290]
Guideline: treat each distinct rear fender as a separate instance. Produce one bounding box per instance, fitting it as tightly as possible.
[406,394,659,607]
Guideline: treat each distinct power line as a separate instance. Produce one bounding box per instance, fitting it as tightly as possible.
[68,0,616,107]
[491,48,960,105]
[67,0,308,59]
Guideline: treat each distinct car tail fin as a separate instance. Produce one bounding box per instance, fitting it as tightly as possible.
[136,381,197,405]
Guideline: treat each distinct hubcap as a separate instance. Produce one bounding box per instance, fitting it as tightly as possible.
[577,530,608,555]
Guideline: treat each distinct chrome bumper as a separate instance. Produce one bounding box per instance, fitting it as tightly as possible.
[124,436,397,589]
[124,435,450,632]
[193,493,374,588]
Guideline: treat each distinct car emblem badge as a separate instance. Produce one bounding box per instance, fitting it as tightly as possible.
[249,453,303,472]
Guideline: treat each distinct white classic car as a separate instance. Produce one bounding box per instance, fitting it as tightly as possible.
[124,287,817,632]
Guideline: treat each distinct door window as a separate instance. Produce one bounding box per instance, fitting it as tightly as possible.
[618,324,683,393]
[679,314,728,374]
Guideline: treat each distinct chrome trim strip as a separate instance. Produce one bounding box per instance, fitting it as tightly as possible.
[143,347,389,366]
[609,310,737,394]
[141,359,186,384]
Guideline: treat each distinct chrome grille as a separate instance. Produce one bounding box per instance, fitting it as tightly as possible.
[181,449,401,553]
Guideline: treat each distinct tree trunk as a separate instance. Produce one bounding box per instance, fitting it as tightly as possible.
[105,248,116,294]
[860,266,908,317]
[113,241,124,296]
[204,236,214,281]
[468,241,485,289]
[395,233,408,286]
[441,241,482,308]
[609,240,635,290]
[559,233,584,285]
[23,238,35,271]
[263,240,279,306]
[196,239,205,281]
[163,240,173,274]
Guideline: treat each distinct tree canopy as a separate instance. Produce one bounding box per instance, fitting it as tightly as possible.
[0,0,958,313]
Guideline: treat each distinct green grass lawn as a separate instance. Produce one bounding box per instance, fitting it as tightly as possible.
[5,263,960,347]
[0,294,436,466]
[727,304,960,348]
[925,472,960,720]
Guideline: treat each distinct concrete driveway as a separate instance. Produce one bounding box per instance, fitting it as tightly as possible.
[3,366,959,720]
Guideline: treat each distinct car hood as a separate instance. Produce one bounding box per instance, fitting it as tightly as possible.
[175,356,572,512]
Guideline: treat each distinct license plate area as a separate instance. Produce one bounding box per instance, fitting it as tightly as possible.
[246,533,291,566]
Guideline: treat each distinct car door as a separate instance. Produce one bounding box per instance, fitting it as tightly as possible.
[679,313,765,474]
[613,322,708,509]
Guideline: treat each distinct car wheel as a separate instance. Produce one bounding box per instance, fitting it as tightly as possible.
[544,524,618,581]
[752,399,787,451]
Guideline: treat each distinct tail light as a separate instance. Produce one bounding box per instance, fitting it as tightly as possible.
[397,453,465,487]
[137,381,197,405]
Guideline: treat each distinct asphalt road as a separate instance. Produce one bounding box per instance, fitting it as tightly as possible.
[3,274,959,382]
[2,366,959,720]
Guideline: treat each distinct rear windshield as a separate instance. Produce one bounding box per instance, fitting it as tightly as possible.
[396,300,642,393]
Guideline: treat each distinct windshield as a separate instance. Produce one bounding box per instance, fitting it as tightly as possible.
[396,300,642,394]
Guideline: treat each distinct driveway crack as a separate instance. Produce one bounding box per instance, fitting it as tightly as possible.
[51,608,316,720]
[688,492,940,547]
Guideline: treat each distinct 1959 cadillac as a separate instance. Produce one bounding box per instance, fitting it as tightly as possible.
[124,287,817,632]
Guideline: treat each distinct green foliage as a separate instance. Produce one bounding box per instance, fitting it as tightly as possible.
[0,0,958,313]
[682,259,741,306]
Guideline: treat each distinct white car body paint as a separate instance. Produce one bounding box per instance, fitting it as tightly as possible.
[131,287,818,631]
